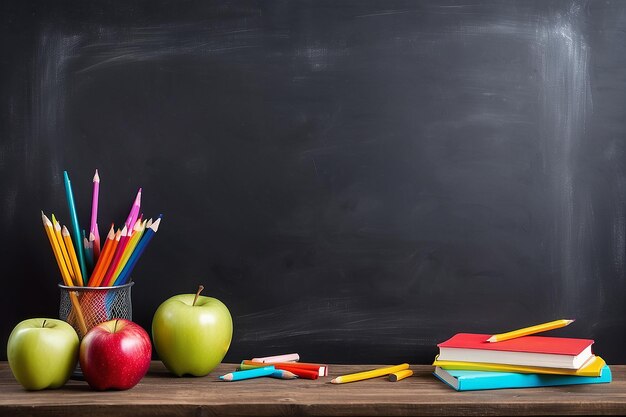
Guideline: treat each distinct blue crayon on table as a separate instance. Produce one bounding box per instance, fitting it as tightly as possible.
[64,171,88,280]
[220,366,275,382]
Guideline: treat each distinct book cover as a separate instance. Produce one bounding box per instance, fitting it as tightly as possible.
[433,365,611,391]
[432,355,606,377]
[437,333,594,369]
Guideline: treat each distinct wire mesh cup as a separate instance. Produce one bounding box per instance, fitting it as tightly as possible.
[58,282,134,339]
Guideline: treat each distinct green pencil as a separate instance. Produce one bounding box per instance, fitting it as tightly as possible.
[64,171,87,281]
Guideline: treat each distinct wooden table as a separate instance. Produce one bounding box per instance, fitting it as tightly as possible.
[1,362,626,416]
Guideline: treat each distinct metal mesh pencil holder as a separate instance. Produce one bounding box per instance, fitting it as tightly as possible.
[59,282,134,338]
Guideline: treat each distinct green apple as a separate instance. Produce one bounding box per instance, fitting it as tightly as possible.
[7,318,79,390]
[152,285,233,376]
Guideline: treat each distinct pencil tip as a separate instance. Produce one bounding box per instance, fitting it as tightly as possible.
[151,217,162,232]
[93,169,100,182]
[486,336,497,343]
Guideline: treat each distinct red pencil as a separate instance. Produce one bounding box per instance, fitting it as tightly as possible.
[272,365,319,380]
[88,226,119,287]
[241,360,328,376]
[101,226,130,287]
[238,363,318,379]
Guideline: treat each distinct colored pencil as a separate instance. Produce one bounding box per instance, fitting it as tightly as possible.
[90,169,100,258]
[62,226,84,286]
[110,219,145,284]
[89,232,98,263]
[51,214,76,284]
[88,227,120,287]
[220,366,275,382]
[83,231,94,271]
[389,369,413,382]
[241,360,327,376]
[487,319,575,343]
[42,213,87,335]
[101,225,130,287]
[63,171,88,279]
[92,227,101,260]
[125,188,142,230]
[114,217,161,285]
[86,226,115,286]
[270,370,298,380]
[252,353,300,363]
[331,364,410,384]
[239,363,318,380]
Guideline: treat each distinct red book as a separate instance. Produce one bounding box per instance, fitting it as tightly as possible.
[437,333,594,369]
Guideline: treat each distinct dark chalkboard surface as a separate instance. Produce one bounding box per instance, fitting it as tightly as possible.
[2,0,626,363]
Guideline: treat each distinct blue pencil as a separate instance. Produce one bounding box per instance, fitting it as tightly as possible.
[270,369,298,380]
[220,366,276,382]
[64,171,88,280]
[113,216,162,285]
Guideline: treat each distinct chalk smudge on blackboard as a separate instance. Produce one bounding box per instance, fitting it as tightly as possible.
[236,297,445,346]
[74,26,263,74]
[31,31,81,190]
[535,6,592,313]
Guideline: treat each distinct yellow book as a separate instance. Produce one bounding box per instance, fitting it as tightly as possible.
[432,355,605,377]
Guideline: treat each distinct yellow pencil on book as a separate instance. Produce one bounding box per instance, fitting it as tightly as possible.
[331,364,409,384]
[487,319,575,343]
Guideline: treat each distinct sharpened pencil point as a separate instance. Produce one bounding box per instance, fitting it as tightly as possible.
[150,217,161,232]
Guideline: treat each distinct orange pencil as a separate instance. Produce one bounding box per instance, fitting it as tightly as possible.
[89,227,119,287]
[41,212,87,335]
[87,225,115,286]
[102,225,131,287]
[62,225,84,286]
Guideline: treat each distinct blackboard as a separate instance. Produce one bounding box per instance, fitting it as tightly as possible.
[2,0,626,364]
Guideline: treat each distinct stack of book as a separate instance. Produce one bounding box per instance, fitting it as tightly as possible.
[433,325,611,391]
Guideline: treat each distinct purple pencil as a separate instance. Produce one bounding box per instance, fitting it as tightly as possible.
[90,170,101,259]
[125,188,142,230]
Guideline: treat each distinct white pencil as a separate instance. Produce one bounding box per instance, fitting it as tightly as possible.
[251,353,300,363]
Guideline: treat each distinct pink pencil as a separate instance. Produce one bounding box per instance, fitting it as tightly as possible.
[90,170,100,257]
[125,188,142,230]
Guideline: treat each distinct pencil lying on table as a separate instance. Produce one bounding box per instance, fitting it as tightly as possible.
[241,360,328,376]
[331,364,410,384]
[220,366,276,382]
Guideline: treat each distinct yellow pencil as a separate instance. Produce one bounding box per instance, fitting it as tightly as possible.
[62,226,84,286]
[41,213,88,336]
[389,369,413,382]
[487,319,575,343]
[51,214,75,284]
[331,364,409,384]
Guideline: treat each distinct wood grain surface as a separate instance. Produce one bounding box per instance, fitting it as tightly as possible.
[1,362,626,416]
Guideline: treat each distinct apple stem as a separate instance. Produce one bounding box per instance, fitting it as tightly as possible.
[114,319,119,333]
[193,285,204,306]
[42,320,47,328]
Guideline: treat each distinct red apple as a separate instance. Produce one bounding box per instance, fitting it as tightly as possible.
[79,319,151,390]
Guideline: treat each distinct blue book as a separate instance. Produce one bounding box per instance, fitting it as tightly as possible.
[434,365,612,391]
